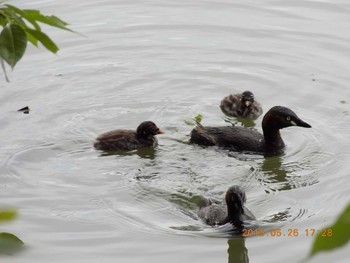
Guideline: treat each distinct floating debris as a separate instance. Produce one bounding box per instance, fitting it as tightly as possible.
[17,106,30,114]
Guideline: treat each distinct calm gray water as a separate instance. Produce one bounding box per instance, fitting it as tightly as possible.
[1,0,350,262]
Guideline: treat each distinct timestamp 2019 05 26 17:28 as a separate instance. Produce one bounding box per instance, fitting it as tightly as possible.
[242,228,333,237]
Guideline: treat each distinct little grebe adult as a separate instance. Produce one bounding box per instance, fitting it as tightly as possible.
[190,106,311,155]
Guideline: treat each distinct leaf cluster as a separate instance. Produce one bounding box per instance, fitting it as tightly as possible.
[0,4,72,81]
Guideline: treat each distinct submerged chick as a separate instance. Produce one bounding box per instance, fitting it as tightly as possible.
[198,186,255,226]
[94,121,164,151]
[190,106,311,156]
[220,91,263,118]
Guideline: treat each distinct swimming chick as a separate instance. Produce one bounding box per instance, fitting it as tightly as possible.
[220,91,263,118]
[198,185,255,226]
[190,106,311,156]
[94,121,164,151]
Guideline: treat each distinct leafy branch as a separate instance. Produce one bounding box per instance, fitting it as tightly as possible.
[0,3,73,81]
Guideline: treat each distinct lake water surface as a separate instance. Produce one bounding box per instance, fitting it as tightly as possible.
[1,0,350,262]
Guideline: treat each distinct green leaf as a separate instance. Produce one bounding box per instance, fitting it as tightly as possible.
[0,8,38,49]
[24,28,58,53]
[5,4,41,31]
[1,8,27,28]
[184,114,203,126]
[25,30,38,46]
[194,114,203,123]
[184,119,194,125]
[0,210,17,222]
[0,13,7,27]
[309,204,350,256]
[0,23,27,69]
[0,232,24,254]
[22,9,72,32]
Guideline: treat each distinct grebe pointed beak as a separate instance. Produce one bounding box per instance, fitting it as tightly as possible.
[296,119,311,128]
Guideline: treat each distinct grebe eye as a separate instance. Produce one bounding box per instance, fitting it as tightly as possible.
[286,116,291,121]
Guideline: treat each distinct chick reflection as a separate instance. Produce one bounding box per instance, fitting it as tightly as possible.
[99,147,157,159]
[261,155,291,191]
[227,237,249,263]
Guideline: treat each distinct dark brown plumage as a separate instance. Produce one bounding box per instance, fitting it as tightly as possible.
[220,91,263,118]
[191,106,311,156]
[198,186,255,226]
[94,121,164,151]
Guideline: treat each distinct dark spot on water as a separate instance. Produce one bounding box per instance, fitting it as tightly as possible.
[17,106,30,114]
